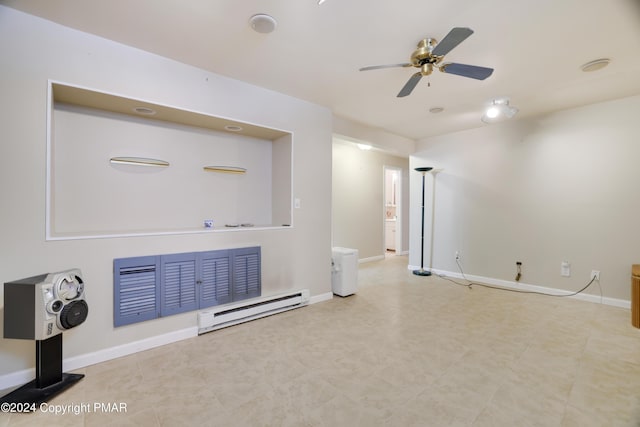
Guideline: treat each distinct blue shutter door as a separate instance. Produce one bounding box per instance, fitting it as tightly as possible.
[198,250,232,308]
[114,247,261,326]
[160,253,198,316]
[232,247,261,301]
[113,256,160,326]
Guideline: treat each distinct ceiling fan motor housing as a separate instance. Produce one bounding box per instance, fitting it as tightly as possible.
[411,38,440,66]
[411,39,442,76]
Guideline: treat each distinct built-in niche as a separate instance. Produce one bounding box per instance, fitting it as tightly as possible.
[46,82,293,240]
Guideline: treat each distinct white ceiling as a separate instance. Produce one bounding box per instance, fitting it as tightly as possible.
[5,0,640,141]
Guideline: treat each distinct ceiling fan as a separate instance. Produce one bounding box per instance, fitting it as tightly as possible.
[359,27,494,97]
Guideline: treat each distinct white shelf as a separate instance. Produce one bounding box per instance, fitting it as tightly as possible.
[46,225,293,241]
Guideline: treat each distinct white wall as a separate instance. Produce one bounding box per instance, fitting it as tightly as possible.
[51,104,276,236]
[332,139,409,259]
[333,116,416,157]
[0,7,332,381]
[410,95,640,302]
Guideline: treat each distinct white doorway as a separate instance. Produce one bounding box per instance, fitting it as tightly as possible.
[384,166,402,256]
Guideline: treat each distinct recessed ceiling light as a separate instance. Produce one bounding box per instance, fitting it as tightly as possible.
[356,143,372,151]
[224,125,243,132]
[249,14,277,34]
[133,106,156,115]
[429,107,444,114]
[581,58,610,72]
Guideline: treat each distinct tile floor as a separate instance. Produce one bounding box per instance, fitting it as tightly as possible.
[2,255,640,426]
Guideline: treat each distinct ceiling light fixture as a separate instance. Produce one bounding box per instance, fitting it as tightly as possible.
[249,14,277,34]
[581,58,610,72]
[357,143,372,151]
[481,98,518,124]
[132,106,156,116]
[429,107,444,114]
[224,125,243,132]
[318,0,327,4]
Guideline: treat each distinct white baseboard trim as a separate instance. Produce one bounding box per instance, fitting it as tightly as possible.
[0,291,334,391]
[65,327,200,372]
[0,327,198,392]
[407,265,630,309]
[359,255,385,264]
[309,291,333,304]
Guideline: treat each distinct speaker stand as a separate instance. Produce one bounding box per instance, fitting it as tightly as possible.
[0,334,84,408]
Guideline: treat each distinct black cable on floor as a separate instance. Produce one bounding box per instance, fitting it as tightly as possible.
[435,258,601,299]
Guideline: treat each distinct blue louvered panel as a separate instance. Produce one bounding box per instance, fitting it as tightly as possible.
[161,254,198,316]
[232,247,261,301]
[114,247,261,326]
[114,256,160,326]
[199,250,232,308]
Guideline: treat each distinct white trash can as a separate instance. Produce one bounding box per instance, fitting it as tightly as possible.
[331,247,358,297]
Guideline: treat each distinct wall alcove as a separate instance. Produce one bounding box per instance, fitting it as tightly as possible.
[46,82,293,240]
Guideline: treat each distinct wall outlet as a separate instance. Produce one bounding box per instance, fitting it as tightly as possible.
[591,270,600,281]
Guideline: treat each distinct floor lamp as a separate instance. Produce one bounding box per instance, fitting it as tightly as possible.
[413,167,433,276]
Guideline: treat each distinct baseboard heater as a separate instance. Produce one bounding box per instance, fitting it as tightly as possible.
[198,289,310,334]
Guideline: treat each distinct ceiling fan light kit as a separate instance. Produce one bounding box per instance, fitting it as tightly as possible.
[481,98,519,124]
[359,27,494,97]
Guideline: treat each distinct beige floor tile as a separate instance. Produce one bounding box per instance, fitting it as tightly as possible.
[479,383,567,427]
[560,403,621,427]
[4,255,640,426]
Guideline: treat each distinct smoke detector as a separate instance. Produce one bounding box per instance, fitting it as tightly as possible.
[249,14,277,34]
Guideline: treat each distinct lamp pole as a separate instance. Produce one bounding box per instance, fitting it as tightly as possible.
[413,167,433,276]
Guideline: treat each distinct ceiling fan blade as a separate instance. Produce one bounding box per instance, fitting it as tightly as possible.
[440,63,494,80]
[431,27,474,57]
[359,63,412,71]
[397,72,422,97]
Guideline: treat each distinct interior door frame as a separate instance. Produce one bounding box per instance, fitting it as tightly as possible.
[383,165,403,255]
